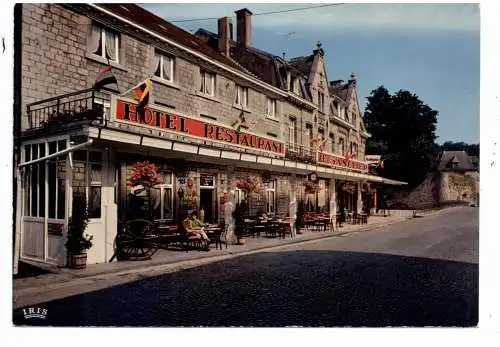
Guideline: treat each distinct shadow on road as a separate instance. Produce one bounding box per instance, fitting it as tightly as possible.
[13,250,478,327]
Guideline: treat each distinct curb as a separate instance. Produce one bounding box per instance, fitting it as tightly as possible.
[15,217,410,292]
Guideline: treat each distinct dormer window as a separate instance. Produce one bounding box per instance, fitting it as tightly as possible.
[290,75,297,94]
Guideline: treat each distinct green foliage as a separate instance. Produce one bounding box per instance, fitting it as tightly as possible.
[65,194,93,254]
[364,86,439,188]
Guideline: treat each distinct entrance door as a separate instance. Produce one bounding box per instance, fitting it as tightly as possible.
[200,189,214,223]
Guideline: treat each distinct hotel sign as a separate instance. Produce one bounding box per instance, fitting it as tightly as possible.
[112,98,285,156]
[318,152,369,173]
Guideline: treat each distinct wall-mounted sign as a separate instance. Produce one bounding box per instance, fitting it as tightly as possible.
[200,175,214,187]
[318,152,369,173]
[113,98,285,156]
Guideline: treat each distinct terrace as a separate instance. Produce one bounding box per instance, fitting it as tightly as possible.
[24,88,114,135]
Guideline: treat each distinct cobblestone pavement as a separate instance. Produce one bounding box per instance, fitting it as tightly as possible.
[13,207,478,327]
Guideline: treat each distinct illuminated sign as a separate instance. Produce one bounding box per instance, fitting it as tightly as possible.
[112,98,285,156]
[318,152,369,173]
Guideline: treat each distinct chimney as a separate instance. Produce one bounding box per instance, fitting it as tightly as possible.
[235,8,252,48]
[330,80,344,87]
[218,16,231,56]
[348,73,357,86]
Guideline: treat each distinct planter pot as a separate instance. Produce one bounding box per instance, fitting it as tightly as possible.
[70,253,87,269]
[297,229,304,235]
[237,237,248,245]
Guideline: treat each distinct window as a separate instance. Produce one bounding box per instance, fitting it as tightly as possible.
[200,70,215,96]
[154,51,174,82]
[23,140,69,219]
[235,85,248,108]
[73,150,102,219]
[266,98,277,119]
[288,118,297,148]
[318,91,325,113]
[290,76,297,94]
[90,24,120,63]
[266,180,276,214]
[318,129,325,151]
[93,99,111,121]
[338,138,345,155]
[235,188,246,205]
[306,124,313,149]
[151,172,174,221]
[329,133,335,153]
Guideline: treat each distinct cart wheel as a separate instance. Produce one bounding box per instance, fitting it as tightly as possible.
[117,219,159,260]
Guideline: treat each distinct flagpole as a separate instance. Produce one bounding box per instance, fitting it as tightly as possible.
[120,75,153,97]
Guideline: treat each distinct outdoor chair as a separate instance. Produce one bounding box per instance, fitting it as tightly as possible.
[214,220,228,250]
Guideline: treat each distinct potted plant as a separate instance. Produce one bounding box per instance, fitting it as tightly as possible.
[127,161,162,220]
[233,201,249,245]
[295,200,306,234]
[65,194,93,269]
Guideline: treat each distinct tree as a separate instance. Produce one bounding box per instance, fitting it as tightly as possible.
[363,86,439,188]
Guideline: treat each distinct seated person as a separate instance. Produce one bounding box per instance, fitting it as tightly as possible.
[183,211,210,249]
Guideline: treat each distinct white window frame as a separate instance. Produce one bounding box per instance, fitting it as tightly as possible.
[266,180,276,214]
[200,70,215,96]
[267,97,277,119]
[73,151,103,220]
[235,84,248,108]
[93,25,120,63]
[23,139,70,220]
[94,99,111,121]
[235,188,246,205]
[155,52,175,83]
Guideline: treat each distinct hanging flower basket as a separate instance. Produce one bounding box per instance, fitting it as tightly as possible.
[304,180,320,194]
[127,161,162,189]
[236,176,260,193]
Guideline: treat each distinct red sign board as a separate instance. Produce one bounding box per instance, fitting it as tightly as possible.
[318,152,369,173]
[113,98,285,156]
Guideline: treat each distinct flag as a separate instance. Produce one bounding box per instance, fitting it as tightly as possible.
[378,160,384,169]
[93,65,117,91]
[319,137,327,152]
[231,111,246,132]
[133,79,151,116]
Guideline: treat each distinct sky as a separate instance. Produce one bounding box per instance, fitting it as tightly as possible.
[141,2,480,144]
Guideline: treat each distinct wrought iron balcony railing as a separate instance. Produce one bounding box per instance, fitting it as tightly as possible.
[285,143,316,164]
[26,88,113,131]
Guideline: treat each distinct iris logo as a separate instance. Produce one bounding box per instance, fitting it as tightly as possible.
[22,307,47,319]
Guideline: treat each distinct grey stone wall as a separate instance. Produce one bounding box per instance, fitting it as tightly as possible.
[20,3,283,145]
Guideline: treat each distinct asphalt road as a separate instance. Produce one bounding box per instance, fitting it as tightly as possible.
[13,207,478,327]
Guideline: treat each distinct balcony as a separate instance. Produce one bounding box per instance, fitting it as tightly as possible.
[285,143,316,164]
[26,88,113,132]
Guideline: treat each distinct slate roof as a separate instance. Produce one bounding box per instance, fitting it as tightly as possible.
[97,4,245,73]
[288,55,314,78]
[194,28,312,101]
[329,83,351,102]
[438,150,477,171]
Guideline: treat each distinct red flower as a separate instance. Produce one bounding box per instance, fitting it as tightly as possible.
[127,161,162,188]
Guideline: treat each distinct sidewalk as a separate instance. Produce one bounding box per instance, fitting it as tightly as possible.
[14,214,409,292]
